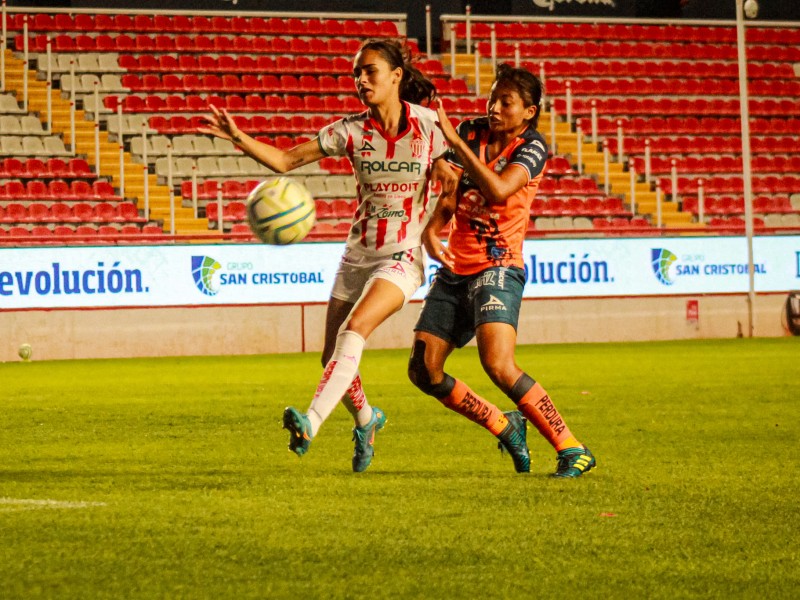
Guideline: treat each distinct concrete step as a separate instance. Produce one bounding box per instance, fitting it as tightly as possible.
[123,182,167,192]
[150,209,198,220]
[440,54,486,68]
[637,204,693,222]
[667,221,706,229]
[638,206,686,219]
[659,214,695,226]
[148,209,196,219]
[642,211,693,223]
[548,138,583,155]
[149,217,211,232]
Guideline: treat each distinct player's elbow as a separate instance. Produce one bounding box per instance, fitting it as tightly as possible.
[484,188,511,205]
[270,161,290,174]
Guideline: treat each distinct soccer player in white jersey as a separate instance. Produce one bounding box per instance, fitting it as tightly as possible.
[201,39,454,472]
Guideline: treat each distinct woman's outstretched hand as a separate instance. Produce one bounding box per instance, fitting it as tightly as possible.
[198,105,241,143]
[432,98,460,146]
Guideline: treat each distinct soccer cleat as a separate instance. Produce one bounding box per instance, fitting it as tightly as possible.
[551,445,596,478]
[351,407,387,473]
[283,406,313,456]
[497,411,530,473]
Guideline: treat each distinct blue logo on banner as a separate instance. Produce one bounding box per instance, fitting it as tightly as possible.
[651,248,678,286]
[191,256,222,296]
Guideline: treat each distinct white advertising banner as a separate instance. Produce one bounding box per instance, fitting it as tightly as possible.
[519,235,800,297]
[1,236,799,310]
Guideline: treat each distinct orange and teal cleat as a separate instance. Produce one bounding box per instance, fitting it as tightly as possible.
[351,407,387,473]
[551,445,596,478]
[497,411,530,473]
[283,406,313,456]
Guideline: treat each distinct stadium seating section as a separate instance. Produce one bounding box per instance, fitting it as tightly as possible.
[1,11,799,244]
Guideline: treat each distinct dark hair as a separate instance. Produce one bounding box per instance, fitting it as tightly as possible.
[494,63,544,130]
[357,38,437,105]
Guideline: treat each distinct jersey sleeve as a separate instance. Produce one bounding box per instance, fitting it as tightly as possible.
[317,118,348,157]
[509,134,548,180]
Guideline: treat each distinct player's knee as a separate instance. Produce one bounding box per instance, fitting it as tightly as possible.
[480,356,518,393]
[343,316,382,343]
[408,340,454,398]
[407,340,430,389]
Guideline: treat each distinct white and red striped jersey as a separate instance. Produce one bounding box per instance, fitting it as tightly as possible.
[317,101,448,256]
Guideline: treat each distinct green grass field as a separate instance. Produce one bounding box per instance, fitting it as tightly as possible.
[1,338,798,599]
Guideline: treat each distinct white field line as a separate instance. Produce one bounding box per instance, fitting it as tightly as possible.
[0,497,107,512]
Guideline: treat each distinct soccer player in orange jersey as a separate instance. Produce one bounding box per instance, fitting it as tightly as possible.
[408,64,595,477]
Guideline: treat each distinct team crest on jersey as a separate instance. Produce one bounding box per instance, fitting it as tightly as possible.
[494,157,507,173]
[410,135,426,159]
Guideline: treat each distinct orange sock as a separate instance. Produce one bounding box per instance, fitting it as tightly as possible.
[517,382,580,451]
[440,379,507,436]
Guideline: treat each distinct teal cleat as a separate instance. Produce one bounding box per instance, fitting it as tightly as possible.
[497,411,530,473]
[283,406,313,456]
[551,445,596,478]
[351,407,387,473]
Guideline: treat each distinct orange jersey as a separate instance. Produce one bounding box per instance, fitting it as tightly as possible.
[446,118,548,275]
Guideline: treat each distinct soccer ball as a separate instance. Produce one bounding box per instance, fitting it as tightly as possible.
[245,177,316,245]
[18,343,32,361]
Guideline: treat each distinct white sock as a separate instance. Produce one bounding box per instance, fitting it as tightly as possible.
[341,373,374,428]
[307,330,366,435]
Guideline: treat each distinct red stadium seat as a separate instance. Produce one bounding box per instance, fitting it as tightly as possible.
[543,198,566,215]
[93,14,116,31]
[48,180,71,200]
[93,203,117,222]
[2,158,25,178]
[114,202,144,223]
[92,181,118,199]
[584,198,604,215]
[25,158,47,177]
[225,201,247,221]
[28,203,50,223]
[72,203,94,222]
[3,203,27,222]
[74,14,95,31]
[211,16,232,32]
[54,225,76,237]
[30,225,54,240]
[51,203,75,223]
[69,158,94,177]
[75,225,99,237]
[222,180,246,198]
[26,180,49,199]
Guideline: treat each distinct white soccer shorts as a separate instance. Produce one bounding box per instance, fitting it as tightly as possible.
[330,246,424,306]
